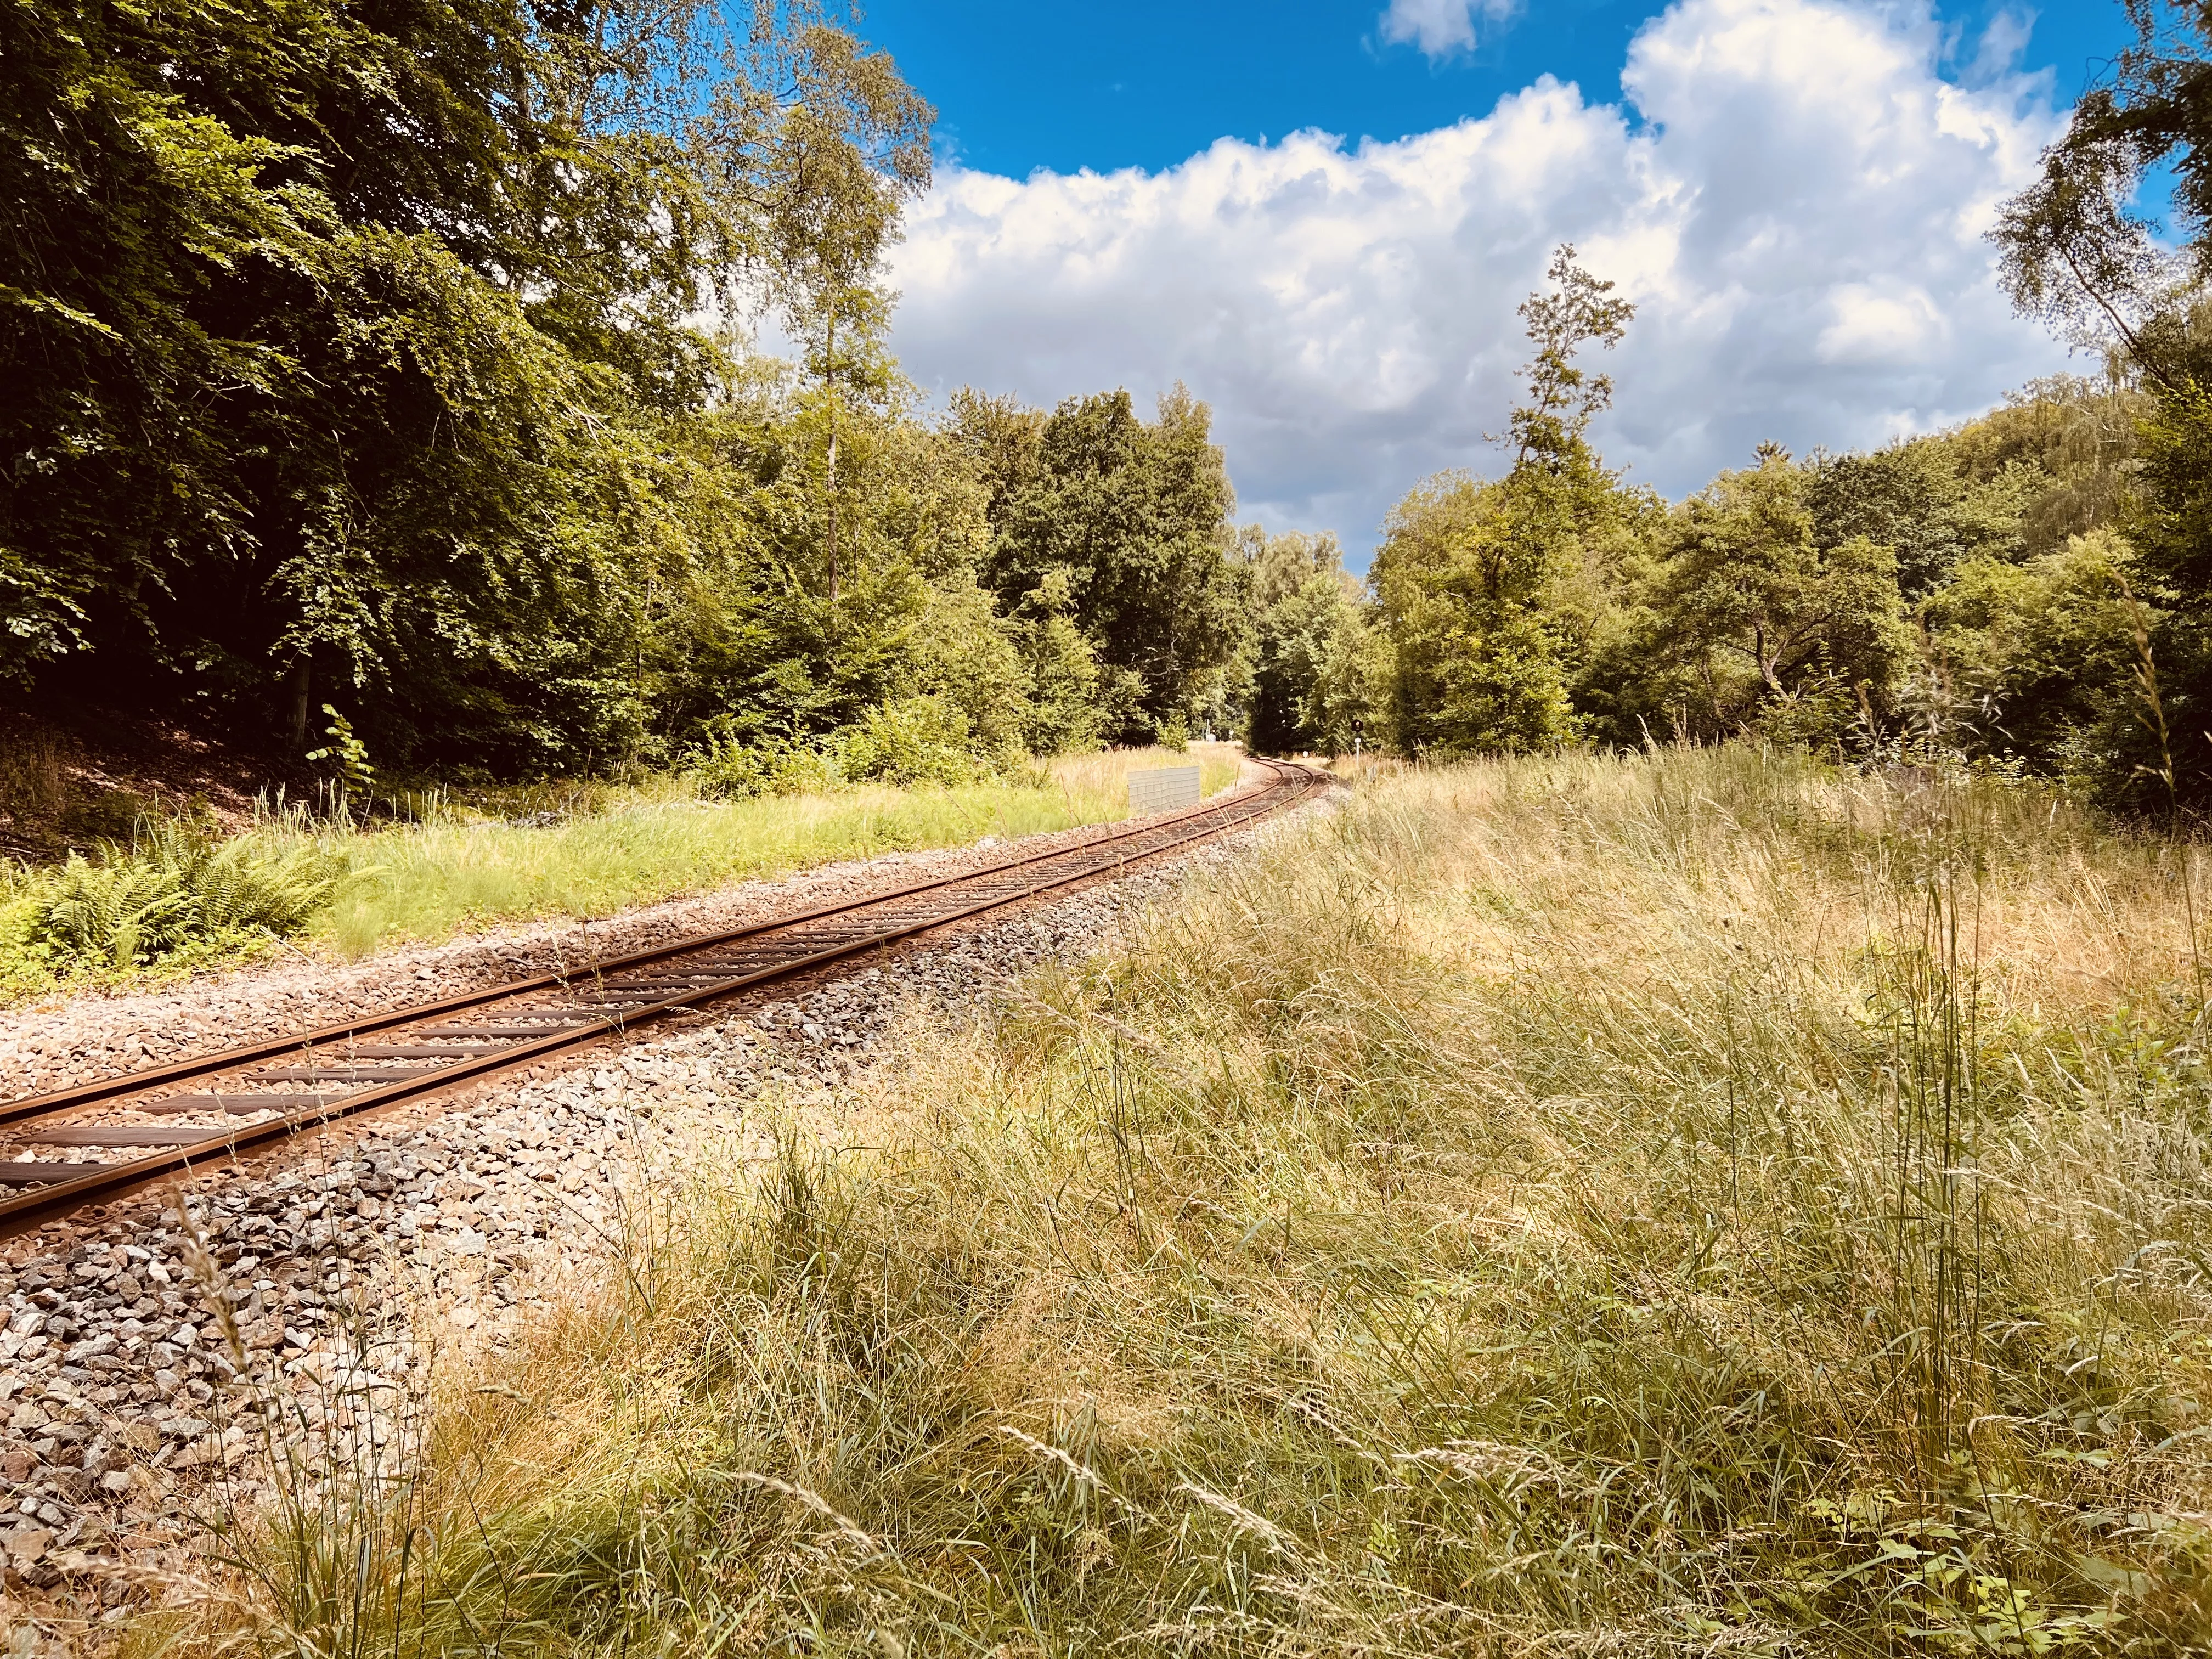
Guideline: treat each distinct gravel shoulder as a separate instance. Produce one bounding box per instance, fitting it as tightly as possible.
[0,784,1324,1653]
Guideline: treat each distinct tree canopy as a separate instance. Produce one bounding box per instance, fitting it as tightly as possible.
[1,0,1266,782]
[961,386,1246,746]
[1303,250,2155,799]
[3,0,930,764]
[1985,1,2212,802]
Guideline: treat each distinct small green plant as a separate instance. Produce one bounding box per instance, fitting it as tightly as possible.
[306,704,376,802]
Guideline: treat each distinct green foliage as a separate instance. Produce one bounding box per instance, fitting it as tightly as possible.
[687,733,845,801]
[1009,572,1109,755]
[1370,249,1634,757]
[2132,377,2212,601]
[907,583,1037,769]
[1914,529,2141,768]
[690,696,994,799]
[12,0,2182,815]
[304,705,375,797]
[833,696,993,787]
[0,0,324,684]
[1943,376,2146,554]
[1806,439,1983,596]
[0,0,1249,787]
[1504,242,1635,466]
[2097,373,2212,806]
[1,0,936,771]
[0,821,341,983]
[1372,474,1589,754]
[1628,447,1909,744]
[1992,1,2208,382]
[1802,377,2145,606]
[1235,529,1376,755]
[1366,289,2158,786]
[1981,4,2212,806]
[959,386,1246,744]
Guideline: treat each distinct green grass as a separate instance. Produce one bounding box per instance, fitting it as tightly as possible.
[286,743,1244,957]
[167,744,2212,1656]
[283,781,1102,958]
[0,746,1248,998]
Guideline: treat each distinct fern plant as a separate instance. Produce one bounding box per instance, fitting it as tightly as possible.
[13,820,345,974]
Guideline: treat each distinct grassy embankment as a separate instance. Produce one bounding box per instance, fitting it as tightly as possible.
[0,745,1243,998]
[169,747,2212,1654]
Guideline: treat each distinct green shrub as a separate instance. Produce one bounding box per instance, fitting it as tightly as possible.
[689,698,996,799]
[831,696,990,787]
[687,733,845,801]
[2,822,345,979]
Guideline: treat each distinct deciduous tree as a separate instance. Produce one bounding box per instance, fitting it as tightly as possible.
[1,0,933,773]
[963,386,1245,744]
[1371,247,1633,755]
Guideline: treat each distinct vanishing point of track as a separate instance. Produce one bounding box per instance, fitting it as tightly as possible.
[0,759,1323,1233]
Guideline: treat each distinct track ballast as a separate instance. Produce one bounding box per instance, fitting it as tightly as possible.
[0,759,1321,1231]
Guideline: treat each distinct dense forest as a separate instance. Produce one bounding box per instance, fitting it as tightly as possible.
[1269,311,2152,792]
[9,0,2212,810]
[1,0,1247,783]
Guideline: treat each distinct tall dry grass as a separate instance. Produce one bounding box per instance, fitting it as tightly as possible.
[156,747,2212,1655]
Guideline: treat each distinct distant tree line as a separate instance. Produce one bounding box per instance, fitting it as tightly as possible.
[1246,139,2209,811]
[1244,249,2159,800]
[1243,0,2212,809]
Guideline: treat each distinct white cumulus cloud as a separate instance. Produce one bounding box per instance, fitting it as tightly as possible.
[1378,0,1519,60]
[883,0,2075,558]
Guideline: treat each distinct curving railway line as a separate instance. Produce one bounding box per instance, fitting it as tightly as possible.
[0,758,1323,1233]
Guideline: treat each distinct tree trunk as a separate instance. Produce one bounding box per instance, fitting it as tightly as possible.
[826,309,839,612]
[287,657,312,752]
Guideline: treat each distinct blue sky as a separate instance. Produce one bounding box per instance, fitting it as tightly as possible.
[855,0,2136,558]
[860,0,2127,178]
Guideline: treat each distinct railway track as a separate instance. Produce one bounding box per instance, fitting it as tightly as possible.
[0,758,1323,1231]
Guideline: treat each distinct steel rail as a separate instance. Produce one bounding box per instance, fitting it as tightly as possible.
[0,759,1321,1231]
[3,760,1305,1125]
